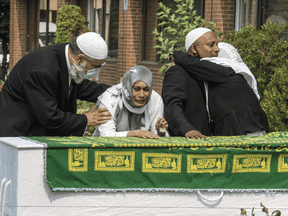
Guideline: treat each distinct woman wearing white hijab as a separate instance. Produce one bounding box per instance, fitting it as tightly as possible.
[92,65,168,138]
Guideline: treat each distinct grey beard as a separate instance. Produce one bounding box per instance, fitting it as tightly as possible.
[69,68,85,84]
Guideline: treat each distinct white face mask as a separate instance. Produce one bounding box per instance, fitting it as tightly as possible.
[84,62,106,81]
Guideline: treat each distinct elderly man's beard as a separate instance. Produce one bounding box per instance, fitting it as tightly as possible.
[69,62,87,84]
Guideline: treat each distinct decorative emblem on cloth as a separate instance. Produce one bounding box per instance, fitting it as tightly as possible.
[68,148,88,172]
[142,153,182,173]
[24,132,288,192]
[94,151,135,171]
[278,154,288,172]
[232,154,272,173]
[187,154,227,173]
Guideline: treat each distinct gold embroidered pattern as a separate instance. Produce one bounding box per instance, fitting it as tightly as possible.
[142,153,182,173]
[232,154,271,173]
[94,151,135,171]
[278,154,288,172]
[187,154,227,173]
[68,148,88,172]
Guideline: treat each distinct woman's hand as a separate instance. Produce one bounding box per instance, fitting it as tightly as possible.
[155,117,169,136]
[127,130,159,139]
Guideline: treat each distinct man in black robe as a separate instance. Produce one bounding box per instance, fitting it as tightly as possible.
[162,28,218,139]
[170,28,269,136]
[0,32,112,137]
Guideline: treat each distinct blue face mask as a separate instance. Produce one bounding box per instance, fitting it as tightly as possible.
[84,62,106,81]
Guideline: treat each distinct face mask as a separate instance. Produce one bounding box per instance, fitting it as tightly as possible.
[84,62,106,81]
[85,68,101,81]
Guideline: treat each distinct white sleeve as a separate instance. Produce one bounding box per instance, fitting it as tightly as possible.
[149,97,170,137]
[150,98,164,135]
[93,103,129,137]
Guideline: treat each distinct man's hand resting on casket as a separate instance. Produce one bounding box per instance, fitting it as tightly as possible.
[185,130,206,139]
[85,107,112,126]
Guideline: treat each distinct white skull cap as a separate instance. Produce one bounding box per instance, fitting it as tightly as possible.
[185,27,212,51]
[76,32,108,59]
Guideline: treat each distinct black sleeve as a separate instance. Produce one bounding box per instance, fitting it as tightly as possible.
[173,51,235,83]
[162,66,198,136]
[76,80,111,102]
[24,71,87,136]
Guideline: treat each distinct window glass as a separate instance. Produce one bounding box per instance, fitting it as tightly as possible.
[263,0,288,39]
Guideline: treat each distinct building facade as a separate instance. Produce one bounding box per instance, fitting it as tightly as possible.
[9,0,288,94]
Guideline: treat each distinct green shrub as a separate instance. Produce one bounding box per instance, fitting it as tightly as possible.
[152,0,222,73]
[223,22,288,98]
[77,100,97,136]
[223,22,288,131]
[261,64,288,131]
[54,5,89,44]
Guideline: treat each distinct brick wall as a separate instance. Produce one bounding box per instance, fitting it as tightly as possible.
[98,59,119,86]
[110,0,163,95]
[9,0,238,96]
[141,0,163,94]
[9,0,39,70]
[143,0,158,62]
[10,0,24,69]
[57,0,76,9]
[79,0,88,18]
[204,0,235,35]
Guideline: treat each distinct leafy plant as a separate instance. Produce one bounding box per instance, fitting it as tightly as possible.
[77,100,97,136]
[260,63,288,132]
[54,5,89,44]
[152,0,222,73]
[223,22,288,132]
[0,80,4,92]
[241,203,281,216]
[223,22,288,98]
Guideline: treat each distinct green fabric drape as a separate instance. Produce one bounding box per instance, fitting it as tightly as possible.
[28,132,288,192]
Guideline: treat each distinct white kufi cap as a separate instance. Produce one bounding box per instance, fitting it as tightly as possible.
[185,27,212,51]
[76,32,108,59]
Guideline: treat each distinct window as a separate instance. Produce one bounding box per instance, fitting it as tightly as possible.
[235,0,250,31]
[87,0,119,58]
